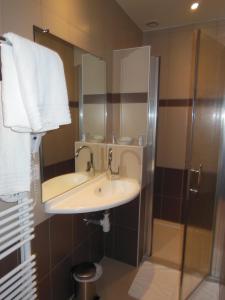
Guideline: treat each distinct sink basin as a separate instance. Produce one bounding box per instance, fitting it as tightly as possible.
[44,174,140,214]
[42,172,90,202]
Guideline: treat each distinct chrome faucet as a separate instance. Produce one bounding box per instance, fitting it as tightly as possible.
[75,145,95,176]
[107,148,119,179]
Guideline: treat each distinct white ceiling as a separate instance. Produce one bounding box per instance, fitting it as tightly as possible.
[115,0,225,31]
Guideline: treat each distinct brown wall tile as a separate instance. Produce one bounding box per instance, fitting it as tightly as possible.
[90,228,104,262]
[104,196,140,266]
[153,195,163,219]
[73,214,89,247]
[51,256,73,300]
[138,188,147,262]
[153,166,188,223]
[50,215,73,268]
[162,196,182,223]
[163,168,184,198]
[72,240,91,266]
[0,250,19,278]
[104,227,116,259]
[113,197,139,230]
[32,219,50,281]
[43,159,75,181]
[114,226,138,266]
[154,167,164,195]
[37,275,52,300]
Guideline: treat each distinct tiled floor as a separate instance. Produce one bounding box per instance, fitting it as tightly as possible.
[189,280,219,300]
[129,261,180,300]
[97,257,180,300]
[97,257,138,300]
[97,257,220,300]
[152,218,184,268]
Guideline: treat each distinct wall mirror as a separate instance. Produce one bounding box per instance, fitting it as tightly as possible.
[33,27,107,203]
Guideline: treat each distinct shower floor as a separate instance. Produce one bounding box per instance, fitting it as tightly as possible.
[97,257,219,300]
[189,280,219,300]
[97,257,180,300]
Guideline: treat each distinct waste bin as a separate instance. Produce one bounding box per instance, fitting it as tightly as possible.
[72,262,102,300]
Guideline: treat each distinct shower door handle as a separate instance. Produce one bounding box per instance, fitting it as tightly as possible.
[189,188,198,194]
[189,164,203,194]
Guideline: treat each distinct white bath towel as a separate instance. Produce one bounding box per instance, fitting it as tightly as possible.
[0,83,31,197]
[0,33,71,200]
[2,32,71,132]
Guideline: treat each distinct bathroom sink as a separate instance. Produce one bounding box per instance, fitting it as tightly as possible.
[44,174,140,214]
[42,172,90,202]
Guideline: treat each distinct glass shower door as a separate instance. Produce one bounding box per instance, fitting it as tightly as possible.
[180,30,223,299]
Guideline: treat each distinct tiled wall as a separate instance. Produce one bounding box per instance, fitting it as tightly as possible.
[0,211,104,300]
[105,197,139,266]
[0,249,21,279]
[43,158,75,181]
[111,47,150,142]
[104,187,147,266]
[32,213,104,300]
[34,29,79,170]
[82,53,107,138]
[154,167,188,223]
[144,26,194,224]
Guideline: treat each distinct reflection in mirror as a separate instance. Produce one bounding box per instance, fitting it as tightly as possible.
[111,47,150,146]
[80,53,107,143]
[33,27,107,202]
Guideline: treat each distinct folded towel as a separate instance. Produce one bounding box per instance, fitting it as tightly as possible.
[0,33,71,200]
[0,83,31,198]
[2,32,71,133]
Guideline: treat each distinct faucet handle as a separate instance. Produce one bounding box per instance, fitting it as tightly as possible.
[86,161,92,172]
[112,166,120,176]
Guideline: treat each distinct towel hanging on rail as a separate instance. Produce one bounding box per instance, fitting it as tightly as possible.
[1,32,71,132]
[0,32,71,199]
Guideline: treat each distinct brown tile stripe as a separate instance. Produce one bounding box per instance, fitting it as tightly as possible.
[83,94,107,104]
[69,101,79,108]
[159,99,193,107]
[159,97,223,107]
[70,97,221,107]
[107,92,148,103]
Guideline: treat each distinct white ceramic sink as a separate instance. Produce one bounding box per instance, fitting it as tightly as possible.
[42,172,90,202]
[44,174,140,214]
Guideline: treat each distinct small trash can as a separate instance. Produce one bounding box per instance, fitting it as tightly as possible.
[72,262,102,300]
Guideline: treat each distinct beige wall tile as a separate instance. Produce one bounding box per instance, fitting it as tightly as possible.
[0,1,3,35]
[143,30,170,99]
[82,54,106,94]
[113,46,150,93]
[41,0,142,61]
[144,27,194,100]
[217,20,225,45]
[83,104,106,138]
[156,106,189,169]
[2,0,42,39]
[120,103,148,140]
[167,28,194,99]
[112,103,121,137]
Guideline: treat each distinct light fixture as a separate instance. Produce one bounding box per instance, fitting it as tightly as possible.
[190,2,199,10]
[145,21,159,28]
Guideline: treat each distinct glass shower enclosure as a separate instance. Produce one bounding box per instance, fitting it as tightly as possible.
[180,30,225,299]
